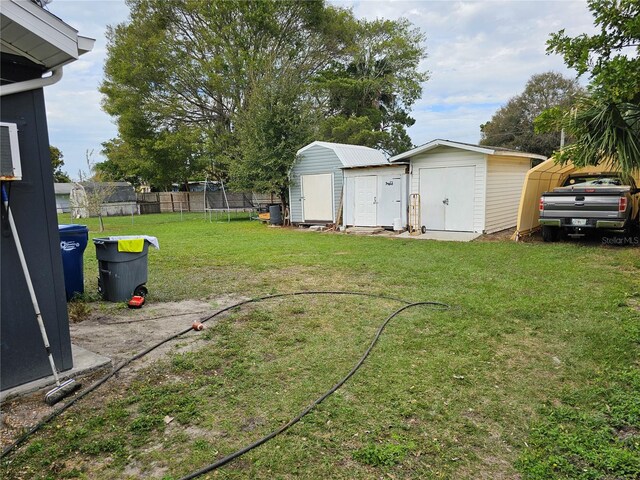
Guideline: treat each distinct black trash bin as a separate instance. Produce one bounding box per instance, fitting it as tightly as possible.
[93,237,153,302]
[58,224,89,300]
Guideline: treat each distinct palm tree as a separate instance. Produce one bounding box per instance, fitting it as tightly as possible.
[554,95,640,176]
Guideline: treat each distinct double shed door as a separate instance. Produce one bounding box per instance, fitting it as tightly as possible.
[351,174,404,227]
[419,166,475,232]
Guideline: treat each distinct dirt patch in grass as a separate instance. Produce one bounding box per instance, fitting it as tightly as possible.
[477,228,517,242]
[69,298,225,366]
[0,295,245,451]
[616,425,640,441]
[626,298,640,311]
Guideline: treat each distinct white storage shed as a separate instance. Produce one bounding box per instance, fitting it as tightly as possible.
[71,182,137,218]
[391,139,547,234]
[342,164,409,228]
[54,183,73,214]
[289,141,388,224]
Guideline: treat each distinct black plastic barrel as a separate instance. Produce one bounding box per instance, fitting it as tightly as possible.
[269,205,282,225]
[58,224,89,300]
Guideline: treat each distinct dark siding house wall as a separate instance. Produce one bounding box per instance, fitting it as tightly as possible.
[1,55,73,390]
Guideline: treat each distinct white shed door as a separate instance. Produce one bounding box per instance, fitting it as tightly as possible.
[377,175,402,227]
[420,166,475,232]
[302,174,333,222]
[354,176,377,226]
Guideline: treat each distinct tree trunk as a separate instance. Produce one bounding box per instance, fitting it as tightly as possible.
[279,189,289,226]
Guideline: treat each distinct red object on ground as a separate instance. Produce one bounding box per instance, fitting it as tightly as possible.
[192,321,204,331]
[128,296,145,308]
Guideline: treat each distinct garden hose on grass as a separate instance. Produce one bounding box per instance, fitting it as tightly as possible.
[1,291,450,478]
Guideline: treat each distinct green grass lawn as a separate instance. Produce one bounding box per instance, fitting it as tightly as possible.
[3,213,639,479]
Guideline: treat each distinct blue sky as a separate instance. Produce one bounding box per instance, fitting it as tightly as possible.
[44,0,596,179]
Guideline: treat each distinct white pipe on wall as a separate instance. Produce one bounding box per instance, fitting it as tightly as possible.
[0,67,63,97]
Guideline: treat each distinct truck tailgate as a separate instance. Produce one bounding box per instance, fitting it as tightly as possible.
[542,194,623,219]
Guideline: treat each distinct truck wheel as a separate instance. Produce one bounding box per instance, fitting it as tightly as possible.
[542,225,560,242]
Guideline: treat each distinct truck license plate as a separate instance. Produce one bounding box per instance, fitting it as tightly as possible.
[571,218,587,226]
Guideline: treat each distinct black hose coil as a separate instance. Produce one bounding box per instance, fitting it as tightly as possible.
[1,291,449,479]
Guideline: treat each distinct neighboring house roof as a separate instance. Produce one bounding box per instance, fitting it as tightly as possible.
[79,181,133,188]
[390,139,548,162]
[0,0,94,70]
[297,141,389,168]
[74,182,136,203]
[54,183,73,195]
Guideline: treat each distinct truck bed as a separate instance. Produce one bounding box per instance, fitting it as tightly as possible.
[539,179,637,238]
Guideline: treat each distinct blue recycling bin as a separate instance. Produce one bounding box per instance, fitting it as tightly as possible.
[58,224,89,300]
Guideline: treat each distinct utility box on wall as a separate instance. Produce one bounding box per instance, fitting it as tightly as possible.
[0,122,22,180]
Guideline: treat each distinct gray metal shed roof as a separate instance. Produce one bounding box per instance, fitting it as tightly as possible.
[297,141,388,168]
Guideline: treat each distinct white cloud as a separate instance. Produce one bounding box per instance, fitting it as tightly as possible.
[40,0,130,177]
[333,0,595,145]
[408,104,500,145]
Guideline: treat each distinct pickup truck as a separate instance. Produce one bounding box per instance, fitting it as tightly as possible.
[539,173,640,242]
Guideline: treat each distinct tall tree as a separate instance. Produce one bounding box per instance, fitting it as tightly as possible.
[480,72,583,157]
[229,72,317,205]
[541,0,640,173]
[96,138,147,187]
[100,0,429,197]
[101,0,352,189]
[49,145,71,182]
[317,18,428,155]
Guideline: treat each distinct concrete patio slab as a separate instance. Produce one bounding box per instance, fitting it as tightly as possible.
[344,226,385,235]
[397,231,481,242]
[0,344,112,403]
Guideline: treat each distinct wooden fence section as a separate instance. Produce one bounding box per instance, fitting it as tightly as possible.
[137,192,274,214]
[137,192,199,213]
